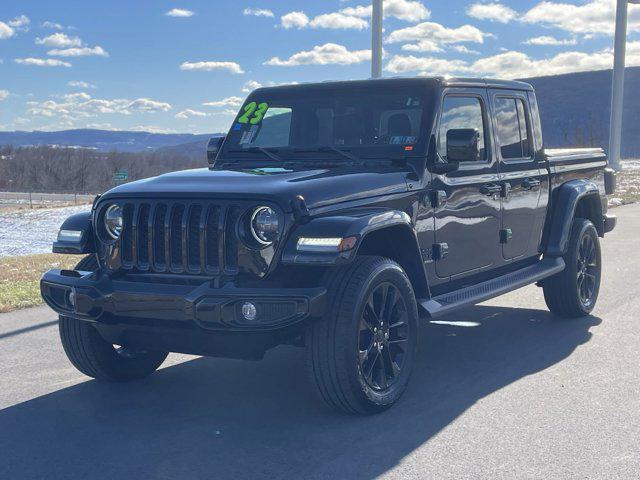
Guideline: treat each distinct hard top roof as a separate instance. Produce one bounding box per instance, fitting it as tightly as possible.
[252,76,534,93]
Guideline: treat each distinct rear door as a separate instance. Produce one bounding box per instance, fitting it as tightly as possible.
[432,88,503,280]
[489,90,545,261]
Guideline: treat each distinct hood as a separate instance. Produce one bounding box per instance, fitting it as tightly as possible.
[102,166,410,211]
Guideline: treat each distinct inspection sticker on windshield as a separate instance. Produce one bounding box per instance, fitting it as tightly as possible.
[240,125,259,144]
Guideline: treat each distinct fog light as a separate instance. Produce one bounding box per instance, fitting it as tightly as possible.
[241,302,257,321]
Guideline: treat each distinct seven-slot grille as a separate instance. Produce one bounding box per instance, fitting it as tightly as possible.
[117,201,244,275]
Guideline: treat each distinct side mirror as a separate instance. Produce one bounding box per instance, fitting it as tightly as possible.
[207,136,226,165]
[446,128,480,163]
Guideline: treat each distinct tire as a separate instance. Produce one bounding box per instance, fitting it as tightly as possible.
[543,218,602,318]
[307,256,419,415]
[58,255,169,382]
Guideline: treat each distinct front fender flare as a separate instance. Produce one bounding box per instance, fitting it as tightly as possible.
[52,211,95,255]
[281,208,413,266]
[545,180,602,257]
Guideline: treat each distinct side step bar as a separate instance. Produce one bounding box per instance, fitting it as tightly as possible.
[418,257,565,318]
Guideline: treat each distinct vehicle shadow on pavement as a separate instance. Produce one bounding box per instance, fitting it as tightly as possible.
[0,306,600,480]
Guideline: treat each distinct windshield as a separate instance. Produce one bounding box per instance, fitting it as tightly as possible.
[219,85,428,165]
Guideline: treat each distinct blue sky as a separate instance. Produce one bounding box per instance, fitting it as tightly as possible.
[0,0,638,134]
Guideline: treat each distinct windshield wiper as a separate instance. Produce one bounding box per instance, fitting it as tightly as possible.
[294,146,359,162]
[228,147,283,162]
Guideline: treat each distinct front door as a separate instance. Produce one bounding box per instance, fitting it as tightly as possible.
[432,89,503,280]
[489,90,545,261]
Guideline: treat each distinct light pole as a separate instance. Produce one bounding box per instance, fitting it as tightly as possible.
[371,0,383,78]
[609,0,640,171]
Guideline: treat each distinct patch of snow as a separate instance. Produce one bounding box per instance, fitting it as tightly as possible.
[0,205,91,258]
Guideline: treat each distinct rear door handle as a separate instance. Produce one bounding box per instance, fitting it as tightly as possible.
[480,184,502,196]
[522,178,541,190]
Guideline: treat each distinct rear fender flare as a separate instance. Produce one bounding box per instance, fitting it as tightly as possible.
[545,180,602,257]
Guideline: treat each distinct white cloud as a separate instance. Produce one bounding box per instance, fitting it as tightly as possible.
[471,49,619,78]
[175,109,208,119]
[0,90,9,101]
[68,80,96,89]
[281,11,309,29]
[281,1,429,32]
[0,22,14,39]
[387,22,488,52]
[129,125,177,134]
[180,60,244,74]
[48,46,109,57]
[265,43,371,66]
[8,15,30,29]
[26,93,173,119]
[242,80,263,92]
[523,35,577,46]
[342,0,431,22]
[35,33,82,47]
[401,40,444,53]
[203,96,244,107]
[42,21,64,30]
[467,3,517,23]
[385,55,470,75]
[243,8,274,18]
[383,42,640,79]
[382,0,431,22]
[86,123,115,130]
[452,45,481,55]
[309,13,369,30]
[165,8,195,18]
[128,98,172,112]
[14,57,72,67]
[522,0,640,36]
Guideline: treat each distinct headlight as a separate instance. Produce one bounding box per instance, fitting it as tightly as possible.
[250,206,279,246]
[104,204,123,239]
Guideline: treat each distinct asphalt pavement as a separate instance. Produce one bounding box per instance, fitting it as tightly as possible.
[1,204,639,480]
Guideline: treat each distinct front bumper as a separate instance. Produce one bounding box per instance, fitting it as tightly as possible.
[40,269,326,332]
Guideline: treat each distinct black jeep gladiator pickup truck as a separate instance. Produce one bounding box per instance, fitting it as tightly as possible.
[41,77,617,414]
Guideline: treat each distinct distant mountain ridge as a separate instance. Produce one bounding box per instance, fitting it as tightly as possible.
[1,67,639,157]
[0,129,221,153]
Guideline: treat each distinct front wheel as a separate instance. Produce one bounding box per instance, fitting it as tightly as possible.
[543,218,602,318]
[58,255,168,382]
[307,256,419,415]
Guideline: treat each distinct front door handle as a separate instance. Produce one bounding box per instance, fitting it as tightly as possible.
[522,178,541,190]
[480,184,502,196]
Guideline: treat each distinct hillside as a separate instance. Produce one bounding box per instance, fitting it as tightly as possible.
[0,129,219,153]
[524,67,640,157]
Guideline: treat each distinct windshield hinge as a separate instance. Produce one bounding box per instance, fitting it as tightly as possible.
[291,195,310,223]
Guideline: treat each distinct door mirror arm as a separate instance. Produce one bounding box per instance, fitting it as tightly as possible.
[428,160,460,175]
[207,136,226,167]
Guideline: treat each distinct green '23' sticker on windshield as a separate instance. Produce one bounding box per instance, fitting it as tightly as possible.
[238,102,269,125]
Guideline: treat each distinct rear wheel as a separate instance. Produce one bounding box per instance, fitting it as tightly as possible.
[307,256,418,415]
[543,218,601,318]
[58,255,168,382]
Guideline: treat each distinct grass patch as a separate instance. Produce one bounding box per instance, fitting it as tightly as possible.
[0,254,79,313]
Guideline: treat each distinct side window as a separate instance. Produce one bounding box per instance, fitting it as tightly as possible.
[494,97,533,160]
[438,96,486,161]
[494,98,522,159]
[516,99,531,158]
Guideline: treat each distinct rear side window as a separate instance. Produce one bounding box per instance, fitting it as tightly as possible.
[494,97,532,160]
[438,96,486,161]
